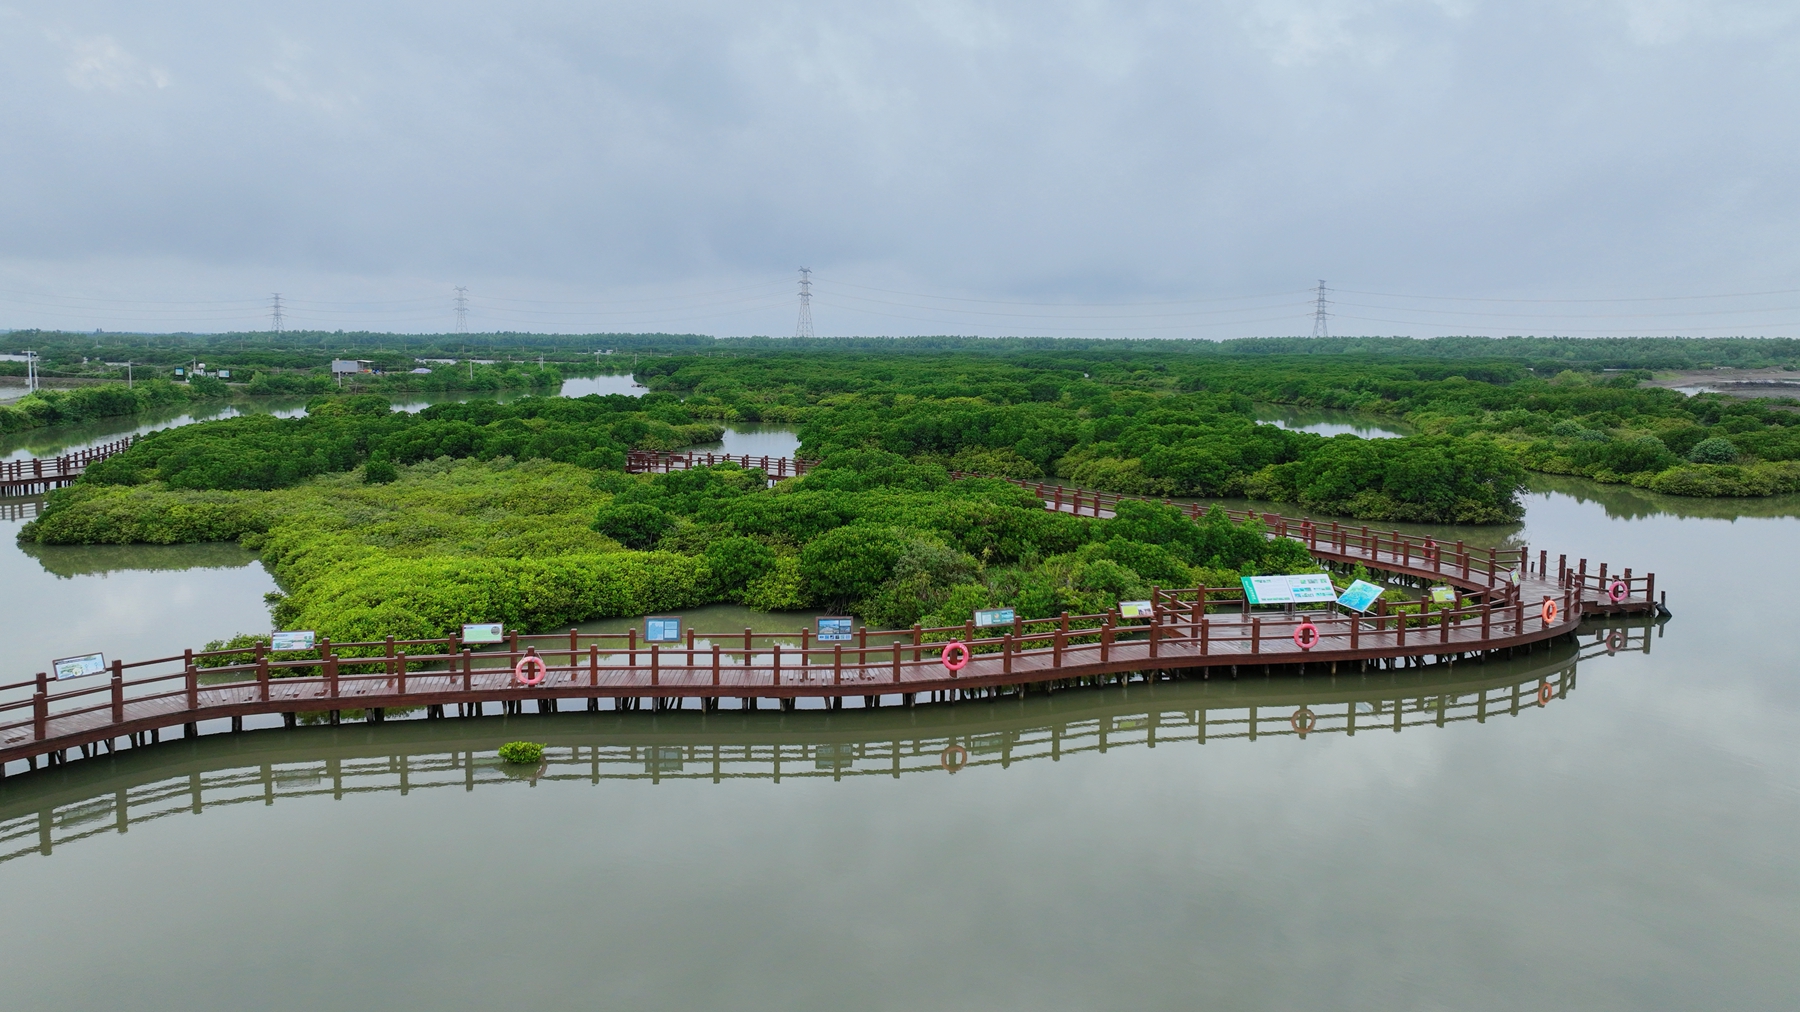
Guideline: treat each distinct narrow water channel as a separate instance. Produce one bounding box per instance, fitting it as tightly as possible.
[0,474,1794,1010]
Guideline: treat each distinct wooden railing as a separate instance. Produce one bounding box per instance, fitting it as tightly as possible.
[626,450,817,478]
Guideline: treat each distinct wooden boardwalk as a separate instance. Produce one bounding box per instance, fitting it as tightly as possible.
[1,451,1661,773]
[1,634,1646,859]
[0,439,133,497]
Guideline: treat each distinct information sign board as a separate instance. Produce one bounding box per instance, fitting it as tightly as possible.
[645,617,682,642]
[817,617,854,641]
[52,652,106,680]
[1430,586,1458,605]
[1118,600,1153,619]
[269,631,315,651]
[461,622,504,645]
[1240,573,1338,606]
[1336,580,1385,613]
[973,607,1016,628]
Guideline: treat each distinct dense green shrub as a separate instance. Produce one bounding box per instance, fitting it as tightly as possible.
[498,741,545,764]
[1686,437,1739,464]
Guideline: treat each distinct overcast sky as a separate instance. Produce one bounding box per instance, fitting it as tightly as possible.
[2,1,1797,337]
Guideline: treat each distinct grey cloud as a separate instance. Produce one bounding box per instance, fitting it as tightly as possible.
[1,1,1796,335]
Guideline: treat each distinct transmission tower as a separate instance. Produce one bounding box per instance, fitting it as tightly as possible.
[795,267,814,338]
[454,286,470,334]
[270,293,285,333]
[1310,280,1330,338]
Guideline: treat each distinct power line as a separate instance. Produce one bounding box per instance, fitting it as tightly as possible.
[795,267,814,339]
[269,293,284,333]
[1311,281,1330,338]
[453,286,469,334]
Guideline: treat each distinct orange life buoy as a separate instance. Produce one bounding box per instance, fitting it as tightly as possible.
[940,744,969,772]
[1293,622,1320,651]
[1290,707,1317,733]
[1541,598,1559,625]
[514,655,547,687]
[941,641,970,672]
[1537,681,1554,706]
[1422,538,1438,562]
[1608,579,1629,604]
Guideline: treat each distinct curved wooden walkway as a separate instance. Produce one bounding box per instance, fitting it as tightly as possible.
[2,452,1660,774]
[2,631,1650,857]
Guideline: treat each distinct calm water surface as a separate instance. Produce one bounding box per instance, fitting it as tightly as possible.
[0,438,1796,1009]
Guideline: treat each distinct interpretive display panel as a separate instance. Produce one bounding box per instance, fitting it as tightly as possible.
[817,617,854,641]
[461,623,504,644]
[645,617,682,642]
[1240,573,1338,605]
[52,652,105,680]
[269,631,316,651]
[973,607,1016,627]
[1336,580,1385,613]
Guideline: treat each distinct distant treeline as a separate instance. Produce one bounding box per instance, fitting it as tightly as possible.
[8,331,1800,377]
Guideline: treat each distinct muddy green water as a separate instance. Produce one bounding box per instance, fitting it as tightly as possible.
[2,443,1797,1008]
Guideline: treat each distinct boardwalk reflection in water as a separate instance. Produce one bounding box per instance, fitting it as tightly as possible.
[0,620,1653,863]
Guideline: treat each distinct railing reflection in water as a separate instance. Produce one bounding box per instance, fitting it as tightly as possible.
[0,620,1658,865]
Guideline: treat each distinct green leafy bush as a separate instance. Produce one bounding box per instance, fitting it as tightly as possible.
[498,741,545,764]
[1686,437,1739,464]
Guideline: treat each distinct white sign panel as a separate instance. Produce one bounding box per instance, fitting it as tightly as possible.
[52,652,106,680]
[1240,573,1338,606]
[270,631,316,651]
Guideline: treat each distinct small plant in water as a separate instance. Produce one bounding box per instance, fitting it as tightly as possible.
[498,741,546,764]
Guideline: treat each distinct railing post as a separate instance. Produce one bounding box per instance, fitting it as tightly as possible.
[772,643,781,687]
[185,648,197,710]
[892,642,902,683]
[651,644,659,686]
[111,659,124,722]
[396,652,407,695]
[463,648,474,691]
[34,672,48,740]
[589,644,600,686]
[1350,612,1359,651]
[1251,618,1261,655]
[1645,572,1655,605]
[629,627,637,670]
[713,644,721,686]
[323,637,338,698]
[256,643,270,702]
[1200,618,1209,654]
[1481,602,1491,640]
[833,644,842,685]
[1054,627,1065,667]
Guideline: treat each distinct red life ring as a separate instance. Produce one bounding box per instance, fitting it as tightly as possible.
[1422,538,1438,562]
[1537,681,1554,706]
[940,744,969,772]
[514,655,547,687]
[1608,579,1629,604]
[941,641,971,672]
[1293,622,1320,651]
[1541,599,1558,625]
[1290,707,1317,733]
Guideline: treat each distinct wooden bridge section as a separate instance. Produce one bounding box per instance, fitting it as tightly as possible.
[0,439,133,497]
[2,452,1662,775]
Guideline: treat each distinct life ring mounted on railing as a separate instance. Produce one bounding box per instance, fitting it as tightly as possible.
[1608,579,1629,604]
[1541,598,1558,626]
[513,655,548,687]
[941,641,970,673]
[1422,538,1439,563]
[1293,622,1320,651]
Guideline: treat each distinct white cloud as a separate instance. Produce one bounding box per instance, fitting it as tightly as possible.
[56,32,170,91]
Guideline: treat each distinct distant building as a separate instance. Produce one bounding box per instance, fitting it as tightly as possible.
[331,360,374,376]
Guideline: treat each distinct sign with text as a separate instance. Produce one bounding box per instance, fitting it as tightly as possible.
[1336,580,1385,613]
[1430,586,1458,605]
[461,623,504,645]
[52,652,106,680]
[1240,573,1338,606]
[645,617,682,642]
[269,631,316,652]
[973,607,1016,628]
[1118,600,1154,619]
[817,617,854,641]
